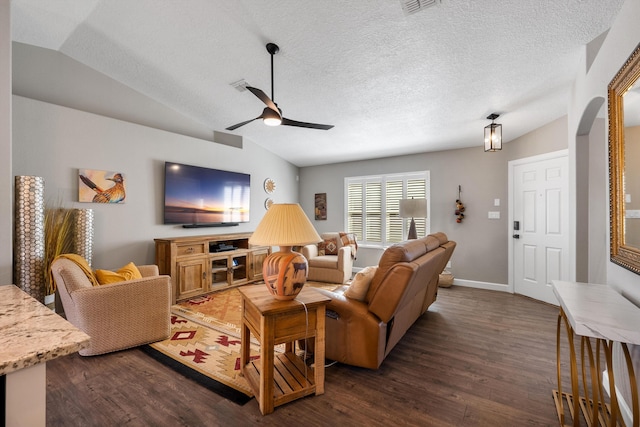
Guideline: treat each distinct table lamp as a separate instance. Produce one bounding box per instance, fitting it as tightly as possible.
[399,198,427,240]
[249,203,321,300]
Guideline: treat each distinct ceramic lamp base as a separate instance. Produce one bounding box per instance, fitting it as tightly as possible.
[408,218,418,240]
[262,248,308,300]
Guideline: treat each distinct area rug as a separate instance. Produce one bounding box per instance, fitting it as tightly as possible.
[144,282,342,405]
[142,313,259,405]
[172,286,245,339]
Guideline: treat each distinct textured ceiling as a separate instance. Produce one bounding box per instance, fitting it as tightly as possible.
[11,0,625,167]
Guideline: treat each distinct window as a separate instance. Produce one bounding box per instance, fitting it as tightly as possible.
[345,171,430,246]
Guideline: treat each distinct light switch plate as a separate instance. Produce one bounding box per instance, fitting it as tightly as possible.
[494,198,500,206]
[488,211,500,219]
[626,209,640,218]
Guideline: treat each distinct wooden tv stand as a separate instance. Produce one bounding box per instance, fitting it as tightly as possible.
[154,232,269,304]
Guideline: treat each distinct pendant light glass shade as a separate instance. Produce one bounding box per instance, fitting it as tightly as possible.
[484,113,502,152]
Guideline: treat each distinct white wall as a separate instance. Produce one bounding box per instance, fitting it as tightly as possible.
[299,116,568,285]
[568,0,640,305]
[12,96,298,269]
[568,0,640,415]
[0,0,12,284]
[588,118,609,284]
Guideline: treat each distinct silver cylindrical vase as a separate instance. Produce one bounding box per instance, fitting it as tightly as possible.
[14,176,46,303]
[74,208,94,266]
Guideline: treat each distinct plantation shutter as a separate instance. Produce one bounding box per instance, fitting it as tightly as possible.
[407,178,427,238]
[345,171,429,246]
[347,182,363,241]
[386,179,404,243]
[365,181,382,242]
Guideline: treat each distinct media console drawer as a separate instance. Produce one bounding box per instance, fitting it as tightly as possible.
[176,242,207,257]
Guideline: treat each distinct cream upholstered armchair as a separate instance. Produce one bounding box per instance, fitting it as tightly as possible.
[301,232,357,284]
[50,257,172,356]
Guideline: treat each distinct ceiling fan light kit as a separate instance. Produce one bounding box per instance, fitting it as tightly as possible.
[226,43,334,131]
[262,107,282,126]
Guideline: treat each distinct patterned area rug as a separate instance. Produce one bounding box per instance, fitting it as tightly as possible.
[144,282,341,405]
[173,286,245,338]
[142,313,259,405]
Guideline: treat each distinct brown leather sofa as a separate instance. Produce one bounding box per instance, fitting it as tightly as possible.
[313,232,455,369]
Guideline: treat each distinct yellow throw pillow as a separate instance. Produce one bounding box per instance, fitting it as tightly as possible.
[95,262,143,285]
[344,266,378,301]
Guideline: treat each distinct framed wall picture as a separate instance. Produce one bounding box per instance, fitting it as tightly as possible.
[78,169,126,203]
[315,193,327,220]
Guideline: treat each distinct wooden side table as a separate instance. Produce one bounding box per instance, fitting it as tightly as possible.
[239,285,330,415]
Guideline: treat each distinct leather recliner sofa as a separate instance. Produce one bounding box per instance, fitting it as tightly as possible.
[313,232,455,369]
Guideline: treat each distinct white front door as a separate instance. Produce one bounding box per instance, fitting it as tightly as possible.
[510,151,569,305]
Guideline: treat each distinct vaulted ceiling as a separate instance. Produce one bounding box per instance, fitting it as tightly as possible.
[11,0,625,166]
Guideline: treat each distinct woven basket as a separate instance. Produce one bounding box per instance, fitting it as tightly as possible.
[438,270,454,288]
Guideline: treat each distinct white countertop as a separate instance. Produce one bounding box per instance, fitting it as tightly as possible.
[552,280,640,345]
[0,284,90,375]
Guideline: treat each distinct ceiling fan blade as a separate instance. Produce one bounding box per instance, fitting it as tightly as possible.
[281,117,334,130]
[234,44,331,131]
[225,116,260,131]
[246,86,280,113]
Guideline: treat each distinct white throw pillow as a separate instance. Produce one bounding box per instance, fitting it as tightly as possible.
[345,266,377,301]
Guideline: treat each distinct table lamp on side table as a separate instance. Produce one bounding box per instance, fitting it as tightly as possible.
[249,203,321,300]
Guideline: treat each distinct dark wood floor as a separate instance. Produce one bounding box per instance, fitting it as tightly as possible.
[46,286,565,426]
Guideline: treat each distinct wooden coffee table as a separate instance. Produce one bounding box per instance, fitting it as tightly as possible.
[238,285,330,415]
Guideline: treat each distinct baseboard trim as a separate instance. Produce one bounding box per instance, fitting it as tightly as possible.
[603,370,633,427]
[352,269,509,293]
[452,279,509,293]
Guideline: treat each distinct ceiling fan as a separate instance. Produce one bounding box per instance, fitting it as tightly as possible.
[226,43,334,131]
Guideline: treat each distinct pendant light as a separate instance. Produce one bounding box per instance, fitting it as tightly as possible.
[484,113,502,152]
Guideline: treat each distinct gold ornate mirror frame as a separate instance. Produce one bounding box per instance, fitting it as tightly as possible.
[609,43,640,275]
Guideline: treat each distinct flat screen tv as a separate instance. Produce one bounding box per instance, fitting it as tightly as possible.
[164,161,250,227]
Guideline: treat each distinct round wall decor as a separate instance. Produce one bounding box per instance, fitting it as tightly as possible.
[264,178,276,194]
[264,198,274,210]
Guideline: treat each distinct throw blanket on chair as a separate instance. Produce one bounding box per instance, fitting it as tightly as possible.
[339,232,358,260]
[50,253,100,290]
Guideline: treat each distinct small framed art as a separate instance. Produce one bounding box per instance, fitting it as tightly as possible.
[315,193,327,220]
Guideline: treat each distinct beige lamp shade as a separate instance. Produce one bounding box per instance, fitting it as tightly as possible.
[399,198,427,219]
[249,203,321,300]
[249,203,321,247]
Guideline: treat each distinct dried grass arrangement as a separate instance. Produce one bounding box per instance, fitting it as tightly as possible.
[44,207,75,295]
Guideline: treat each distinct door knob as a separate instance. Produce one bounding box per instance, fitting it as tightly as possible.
[513,234,520,239]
